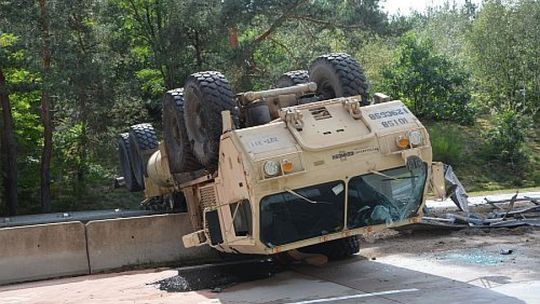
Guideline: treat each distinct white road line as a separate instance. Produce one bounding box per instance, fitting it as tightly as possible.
[284,288,420,304]
[0,297,33,304]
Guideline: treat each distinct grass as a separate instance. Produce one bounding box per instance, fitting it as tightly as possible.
[425,116,540,193]
[427,125,464,165]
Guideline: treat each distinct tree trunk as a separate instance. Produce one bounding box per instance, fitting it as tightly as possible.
[39,0,53,213]
[228,27,239,49]
[193,29,203,68]
[0,68,18,216]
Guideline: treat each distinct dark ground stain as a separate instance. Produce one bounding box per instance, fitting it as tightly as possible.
[154,258,281,292]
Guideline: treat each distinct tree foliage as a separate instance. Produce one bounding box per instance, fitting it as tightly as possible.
[468,0,540,114]
[482,108,532,170]
[381,33,475,124]
[0,0,539,215]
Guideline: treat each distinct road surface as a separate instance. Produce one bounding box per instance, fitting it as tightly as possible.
[1,192,538,304]
[1,228,538,304]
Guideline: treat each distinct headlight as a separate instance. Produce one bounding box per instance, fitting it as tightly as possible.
[263,160,281,177]
[408,130,423,146]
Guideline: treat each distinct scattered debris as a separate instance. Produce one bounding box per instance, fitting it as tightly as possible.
[436,248,513,266]
[422,192,540,230]
[444,165,470,213]
[499,249,513,255]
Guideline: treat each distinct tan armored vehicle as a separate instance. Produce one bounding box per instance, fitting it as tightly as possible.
[118,53,446,259]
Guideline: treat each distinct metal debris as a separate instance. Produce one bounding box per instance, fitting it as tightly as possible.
[422,193,540,229]
[499,249,513,255]
[444,165,470,213]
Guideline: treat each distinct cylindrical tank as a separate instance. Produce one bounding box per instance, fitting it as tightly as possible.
[146,150,173,188]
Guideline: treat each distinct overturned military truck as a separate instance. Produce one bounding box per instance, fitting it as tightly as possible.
[117,53,448,259]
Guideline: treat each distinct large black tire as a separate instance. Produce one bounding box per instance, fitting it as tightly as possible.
[183,71,239,171]
[118,133,144,192]
[162,88,203,173]
[128,123,159,186]
[275,70,309,88]
[309,53,369,105]
[299,236,360,260]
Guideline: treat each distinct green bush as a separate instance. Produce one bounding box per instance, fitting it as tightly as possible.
[482,109,531,169]
[428,125,464,165]
[381,33,476,125]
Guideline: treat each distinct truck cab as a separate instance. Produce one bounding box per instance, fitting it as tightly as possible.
[182,95,432,255]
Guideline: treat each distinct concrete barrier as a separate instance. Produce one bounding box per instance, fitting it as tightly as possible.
[0,221,89,285]
[86,213,219,273]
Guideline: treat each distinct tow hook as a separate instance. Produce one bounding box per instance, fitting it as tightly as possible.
[283,108,304,131]
[342,98,362,119]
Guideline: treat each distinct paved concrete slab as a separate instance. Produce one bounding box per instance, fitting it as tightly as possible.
[0,263,527,304]
[211,271,393,304]
[0,221,89,285]
[294,259,525,304]
[85,213,219,273]
[0,269,204,304]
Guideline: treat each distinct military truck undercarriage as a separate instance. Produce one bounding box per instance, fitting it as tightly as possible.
[117,53,446,259]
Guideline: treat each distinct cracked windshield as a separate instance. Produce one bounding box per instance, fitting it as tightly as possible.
[347,164,427,228]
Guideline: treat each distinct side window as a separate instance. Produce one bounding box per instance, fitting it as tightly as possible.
[229,200,252,237]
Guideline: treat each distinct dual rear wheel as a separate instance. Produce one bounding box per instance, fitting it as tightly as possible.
[118,123,159,192]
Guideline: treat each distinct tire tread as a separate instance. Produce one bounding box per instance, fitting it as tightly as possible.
[184,71,238,171]
[162,88,203,173]
[276,70,309,88]
[309,53,369,105]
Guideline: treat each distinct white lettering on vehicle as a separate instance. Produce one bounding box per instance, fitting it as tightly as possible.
[248,136,280,149]
[367,107,412,128]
